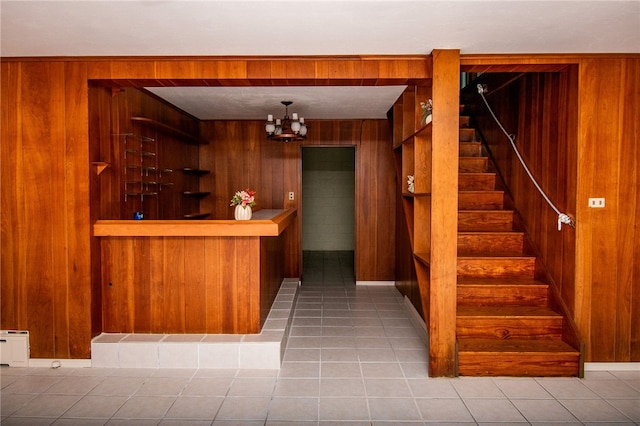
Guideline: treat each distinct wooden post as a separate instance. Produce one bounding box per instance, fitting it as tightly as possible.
[429,49,460,376]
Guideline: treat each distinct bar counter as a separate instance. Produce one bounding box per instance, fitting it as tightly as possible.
[94,209,296,335]
[93,208,296,237]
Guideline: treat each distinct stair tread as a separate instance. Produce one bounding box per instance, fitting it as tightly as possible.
[458,338,579,354]
[458,231,524,236]
[457,306,561,318]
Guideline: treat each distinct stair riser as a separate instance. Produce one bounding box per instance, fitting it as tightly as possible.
[459,128,476,142]
[458,234,524,255]
[457,318,564,339]
[457,354,581,377]
[459,192,504,210]
[459,157,487,173]
[458,211,514,231]
[460,116,470,127]
[459,142,482,157]
[459,174,496,191]
[457,285,548,306]
[457,258,535,278]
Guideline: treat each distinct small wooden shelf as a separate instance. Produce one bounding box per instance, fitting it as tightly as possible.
[183,191,211,198]
[92,161,110,175]
[400,122,432,146]
[183,212,211,220]
[182,168,210,176]
[131,116,208,145]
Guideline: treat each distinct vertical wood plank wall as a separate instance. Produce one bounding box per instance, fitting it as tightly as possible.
[2,55,638,362]
[199,119,395,280]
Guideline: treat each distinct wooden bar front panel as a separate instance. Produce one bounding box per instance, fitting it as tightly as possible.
[101,235,280,334]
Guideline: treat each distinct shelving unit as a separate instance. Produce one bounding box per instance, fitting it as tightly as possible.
[129,117,211,220]
[121,134,162,209]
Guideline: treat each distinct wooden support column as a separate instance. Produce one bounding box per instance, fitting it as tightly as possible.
[429,49,460,377]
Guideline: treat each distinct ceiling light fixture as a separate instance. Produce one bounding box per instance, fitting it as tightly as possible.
[265,101,308,142]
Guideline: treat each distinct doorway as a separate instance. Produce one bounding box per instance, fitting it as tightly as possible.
[301,147,356,285]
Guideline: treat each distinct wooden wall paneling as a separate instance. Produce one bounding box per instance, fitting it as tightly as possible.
[622,59,640,361]
[282,142,302,277]
[1,61,22,332]
[184,237,207,332]
[162,237,186,333]
[63,62,93,356]
[17,62,66,358]
[204,237,223,332]
[102,238,135,332]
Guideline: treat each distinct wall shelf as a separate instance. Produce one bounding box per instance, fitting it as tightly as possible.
[183,191,211,198]
[183,212,212,220]
[182,168,210,176]
[131,116,208,145]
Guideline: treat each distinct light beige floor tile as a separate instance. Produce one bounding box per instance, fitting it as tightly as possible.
[319,397,369,421]
[61,395,127,418]
[512,398,579,422]
[464,398,527,423]
[320,378,365,397]
[111,396,175,419]
[415,397,475,422]
[367,397,421,421]
[560,398,635,422]
[267,397,318,421]
[134,377,190,396]
[214,396,270,421]
[164,396,224,419]
[364,378,411,397]
[273,378,319,397]
[181,377,233,396]
[12,394,83,418]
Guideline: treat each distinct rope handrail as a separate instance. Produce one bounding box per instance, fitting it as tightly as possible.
[476,84,575,231]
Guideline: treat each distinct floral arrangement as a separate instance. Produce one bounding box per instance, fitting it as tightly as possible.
[230,189,256,208]
[407,175,415,193]
[420,99,433,126]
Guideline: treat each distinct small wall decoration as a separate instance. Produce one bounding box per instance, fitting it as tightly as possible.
[407,175,415,193]
[420,99,433,126]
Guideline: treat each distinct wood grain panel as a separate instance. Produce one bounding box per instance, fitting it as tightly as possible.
[100,235,275,334]
[199,119,395,281]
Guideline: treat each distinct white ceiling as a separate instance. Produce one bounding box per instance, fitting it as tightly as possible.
[2,1,638,120]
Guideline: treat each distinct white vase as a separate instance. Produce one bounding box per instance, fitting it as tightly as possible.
[234,205,252,220]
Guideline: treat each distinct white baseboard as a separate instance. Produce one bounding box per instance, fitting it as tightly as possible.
[403,296,428,344]
[584,362,640,371]
[28,358,92,368]
[356,281,395,286]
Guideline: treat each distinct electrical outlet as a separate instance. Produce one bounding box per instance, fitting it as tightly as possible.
[588,198,605,208]
[288,192,295,201]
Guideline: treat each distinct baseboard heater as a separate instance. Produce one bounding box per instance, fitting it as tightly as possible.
[0,330,30,367]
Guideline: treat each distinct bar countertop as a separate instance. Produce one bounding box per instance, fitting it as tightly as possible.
[93,209,296,237]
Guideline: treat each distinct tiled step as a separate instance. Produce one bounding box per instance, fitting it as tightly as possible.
[459,128,476,142]
[457,306,564,339]
[459,157,488,173]
[458,231,524,255]
[457,338,581,376]
[457,277,549,307]
[459,191,504,210]
[458,210,514,231]
[457,255,536,278]
[459,141,482,157]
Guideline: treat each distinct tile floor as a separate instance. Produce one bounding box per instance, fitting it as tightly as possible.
[1,251,639,425]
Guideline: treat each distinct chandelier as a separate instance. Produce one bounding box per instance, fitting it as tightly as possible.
[265,101,308,142]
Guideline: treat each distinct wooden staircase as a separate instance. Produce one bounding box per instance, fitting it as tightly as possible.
[455,114,581,377]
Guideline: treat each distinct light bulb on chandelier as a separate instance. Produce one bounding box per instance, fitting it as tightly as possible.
[265,101,308,142]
